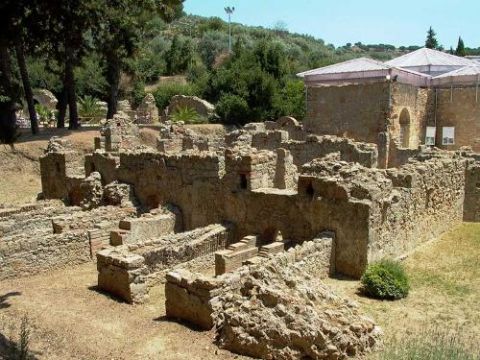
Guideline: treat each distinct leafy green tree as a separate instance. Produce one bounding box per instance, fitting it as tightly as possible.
[0,0,42,135]
[38,0,104,129]
[272,79,305,119]
[198,31,228,69]
[425,26,439,49]
[216,94,250,125]
[166,34,194,74]
[455,37,466,57]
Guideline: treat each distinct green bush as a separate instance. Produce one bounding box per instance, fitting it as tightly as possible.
[361,259,409,300]
[131,80,146,108]
[215,94,250,125]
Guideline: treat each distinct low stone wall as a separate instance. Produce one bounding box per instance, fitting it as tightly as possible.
[97,224,230,303]
[0,205,134,280]
[0,231,90,280]
[165,234,334,330]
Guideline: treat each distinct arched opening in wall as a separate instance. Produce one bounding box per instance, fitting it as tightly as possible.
[260,227,279,246]
[399,108,411,148]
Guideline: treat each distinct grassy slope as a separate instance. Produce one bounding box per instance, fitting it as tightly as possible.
[325,222,480,358]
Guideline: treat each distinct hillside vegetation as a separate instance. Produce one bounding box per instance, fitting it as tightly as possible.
[23,14,420,125]
[6,4,480,132]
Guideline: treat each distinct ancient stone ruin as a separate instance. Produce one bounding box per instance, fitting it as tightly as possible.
[3,112,480,359]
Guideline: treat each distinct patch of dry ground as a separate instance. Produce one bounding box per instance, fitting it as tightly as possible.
[0,262,247,360]
[0,223,477,359]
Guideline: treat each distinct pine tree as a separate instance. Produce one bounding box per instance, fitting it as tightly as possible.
[455,36,466,57]
[425,26,439,49]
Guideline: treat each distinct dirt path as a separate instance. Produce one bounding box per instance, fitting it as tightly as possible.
[0,263,242,360]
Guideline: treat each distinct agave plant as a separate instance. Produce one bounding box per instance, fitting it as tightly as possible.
[169,106,207,124]
[78,96,104,123]
[35,103,55,127]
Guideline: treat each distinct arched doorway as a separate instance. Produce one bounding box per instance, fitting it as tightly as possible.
[399,108,411,148]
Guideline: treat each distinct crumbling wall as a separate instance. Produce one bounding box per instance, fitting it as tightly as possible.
[97,224,229,303]
[165,234,335,330]
[224,149,278,191]
[287,135,378,168]
[463,159,480,222]
[372,156,466,260]
[164,233,381,359]
[0,205,133,280]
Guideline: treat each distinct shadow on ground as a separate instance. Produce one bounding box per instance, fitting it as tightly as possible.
[153,315,209,332]
[0,292,21,310]
[15,127,100,144]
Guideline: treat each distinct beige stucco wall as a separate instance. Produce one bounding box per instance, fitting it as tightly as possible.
[304,82,390,145]
[436,87,480,152]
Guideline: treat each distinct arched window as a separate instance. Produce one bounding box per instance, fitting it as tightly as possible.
[399,108,411,148]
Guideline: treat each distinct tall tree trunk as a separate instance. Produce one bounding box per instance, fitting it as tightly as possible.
[0,43,19,145]
[15,39,39,135]
[106,52,120,120]
[65,46,79,129]
[57,87,67,128]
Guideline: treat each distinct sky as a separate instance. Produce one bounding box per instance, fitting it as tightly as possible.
[183,0,480,49]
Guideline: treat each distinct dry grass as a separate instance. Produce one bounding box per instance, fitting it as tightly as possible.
[325,222,480,359]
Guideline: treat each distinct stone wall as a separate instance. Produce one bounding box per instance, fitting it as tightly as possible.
[436,86,480,151]
[464,159,480,222]
[304,82,390,144]
[66,145,473,278]
[227,120,378,169]
[165,234,335,330]
[97,224,229,303]
[287,135,378,168]
[0,204,133,280]
[390,84,433,150]
[373,156,466,261]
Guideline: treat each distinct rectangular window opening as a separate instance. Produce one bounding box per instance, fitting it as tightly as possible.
[442,127,455,145]
[425,126,436,146]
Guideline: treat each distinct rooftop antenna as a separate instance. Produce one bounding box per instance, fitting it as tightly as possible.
[224,6,235,53]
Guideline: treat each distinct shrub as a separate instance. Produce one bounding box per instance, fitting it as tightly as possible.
[215,94,250,125]
[170,106,206,124]
[361,259,409,300]
[131,80,146,108]
[78,96,104,123]
[35,103,55,127]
